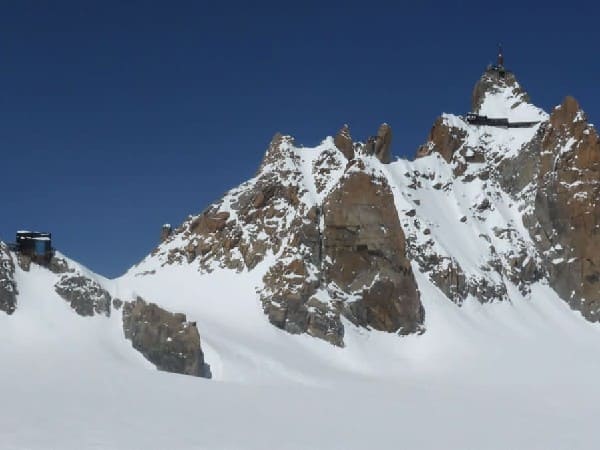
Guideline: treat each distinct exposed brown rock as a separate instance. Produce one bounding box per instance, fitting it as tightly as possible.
[322,169,424,334]
[261,210,340,343]
[334,124,354,160]
[258,133,295,172]
[527,97,600,320]
[416,116,466,163]
[360,124,393,163]
[191,211,230,234]
[260,161,425,344]
[122,297,209,377]
[162,134,307,273]
[373,123,392,164]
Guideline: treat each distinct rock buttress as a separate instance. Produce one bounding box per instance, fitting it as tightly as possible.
[527,96,600,319]
[322,165,424,334]
[261,161,424,345]
[122,297,209,377]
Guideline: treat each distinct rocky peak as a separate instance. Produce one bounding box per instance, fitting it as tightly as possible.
[550,96,584,126]
[258,132,296,172]
[374,123,393,163]
[362,123,393,164]
[526,96,600,321]
[545,96,599,159]
[334,124,354,160]
[416,116,466,163]
[416,66,547,175]
[471,67,529,114]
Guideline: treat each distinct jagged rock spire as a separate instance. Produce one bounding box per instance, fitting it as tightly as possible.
[334,124,354,160]
[374,123,392,164]
[471,67,528,113]
[362,123,393,164]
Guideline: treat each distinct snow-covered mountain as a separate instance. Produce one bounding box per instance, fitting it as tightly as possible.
[2,62,600,449]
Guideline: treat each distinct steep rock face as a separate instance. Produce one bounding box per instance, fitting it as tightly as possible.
[122,297,208,377]
[416,116,467,163]
[55,274,112,317]
[261,161,425,345]
[260,205,342,345]
[334,124,354,160]
[373,123,393,164]
[363,123,393,164]
[322,165,423,333]
[526,97,600,319]
[0,243,17,315]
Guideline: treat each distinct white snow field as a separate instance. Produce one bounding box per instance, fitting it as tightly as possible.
[3,247,600,450]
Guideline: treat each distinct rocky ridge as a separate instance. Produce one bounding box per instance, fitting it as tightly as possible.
[527,96,600,320]
[139,125,424,346]
[137,62,600,344]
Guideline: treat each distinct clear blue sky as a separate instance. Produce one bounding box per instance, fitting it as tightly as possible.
[2,1,598,277]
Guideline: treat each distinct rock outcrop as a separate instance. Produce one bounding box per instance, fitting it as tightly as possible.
[416,116,467,163]
[526,96,600,320]
[322,165,423,333]
[334,124,354,160]
[122,297,209,377]
[363,123,393,164]
[261,161,424,345]
[48,256,73,274]
[160,224,172,243]
[54,274,112,317]
[471,66,529,113]
[374,123,393,163]
[157,134,305,273]
[0,243,17,315]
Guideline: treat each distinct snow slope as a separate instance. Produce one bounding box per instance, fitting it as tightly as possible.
[3,254,600,449]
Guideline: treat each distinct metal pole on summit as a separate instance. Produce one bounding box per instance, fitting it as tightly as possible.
[497,43,504,67]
